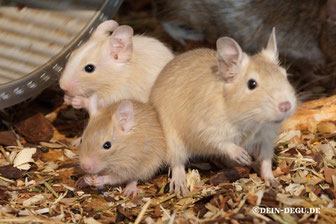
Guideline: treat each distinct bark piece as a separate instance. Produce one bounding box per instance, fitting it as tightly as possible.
[210,167,251,185]
[0,131,17,146]
[0,165,24,179]
[15,113,54,143]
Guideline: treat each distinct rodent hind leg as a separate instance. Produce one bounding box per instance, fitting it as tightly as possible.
[123,180,141,197]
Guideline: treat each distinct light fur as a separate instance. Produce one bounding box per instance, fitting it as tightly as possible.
[79,101,166,186]
[150,39,296,194]
[60,27,174,109]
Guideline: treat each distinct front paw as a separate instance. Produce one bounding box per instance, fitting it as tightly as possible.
[76,174,94,188]
[84,174,94,186]
[264,176,280,187]
[71,96,86,109]
[64,94,73,105]
[92,175,110,188]
[229,146,252,166]
[260,160,279,187]
[170,167,188,197]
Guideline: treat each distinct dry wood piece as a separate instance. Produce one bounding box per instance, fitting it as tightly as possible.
[210,167,251,185]
[0,165,24,179]
[283,95,336,132]
[0,131,17,146]
[14,113,54,143]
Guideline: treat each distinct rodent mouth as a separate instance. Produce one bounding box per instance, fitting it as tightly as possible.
[273,119,284,124]
[97,168,109,176]
[272,116,286,123]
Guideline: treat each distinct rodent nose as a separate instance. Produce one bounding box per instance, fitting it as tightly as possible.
[278,101,291,113]
[81,163,92,172]
[81,161,96,173]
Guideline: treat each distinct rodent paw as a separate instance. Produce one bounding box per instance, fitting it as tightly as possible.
[124,186,141,197]
[230,146,252,166]
[92,175,109,188]
[169,176,188,197]
[83,174,94,186]
[76,176,89,188]
[64,95,72,105]
[264,177,280,188]
[71,96,86,109]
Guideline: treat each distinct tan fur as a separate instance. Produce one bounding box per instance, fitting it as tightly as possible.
[60,32,174,108]
[79,101,166,185]
[150,43,296,194]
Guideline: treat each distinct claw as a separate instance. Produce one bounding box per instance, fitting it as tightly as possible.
[123,181,141,197]
[231,146,252,166]
[71,96,86,109]
[76,176,89,188]
[170,165,188,197]
[265,177,280,187]
[260,159,279,187]
[64,95,72,105]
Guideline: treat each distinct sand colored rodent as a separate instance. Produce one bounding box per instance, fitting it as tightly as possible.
[60,20,174,111]
[150,29,297,196]
[77,97,167,196]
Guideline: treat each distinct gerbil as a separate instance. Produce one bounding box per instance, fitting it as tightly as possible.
[60,20,174,111]
[77,96,167,196]
[155,0,336,70]
[150,29,296,196]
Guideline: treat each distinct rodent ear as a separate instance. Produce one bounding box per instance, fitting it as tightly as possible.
[88,94,99,117]
[93,20,119,37]
[114,100,134,133]
[109,25,134,63]
[328,0,336,20]
[265,27,279,61]
[216,37,243,82]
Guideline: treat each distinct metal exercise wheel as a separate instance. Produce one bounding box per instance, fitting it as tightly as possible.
[0,0,123,109]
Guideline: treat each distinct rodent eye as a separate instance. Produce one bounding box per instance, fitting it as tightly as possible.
[247,79,257,90]
[102,141,111,150]
[84,64,95,73]
[80,138,83,144]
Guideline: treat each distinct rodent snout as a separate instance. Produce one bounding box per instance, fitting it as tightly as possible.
[59,80,71,93]
[81,158,98,174]
[278,101,291,113]
[59,78,77,96]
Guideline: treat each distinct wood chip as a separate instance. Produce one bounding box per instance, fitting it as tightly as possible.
[15,113,54,143]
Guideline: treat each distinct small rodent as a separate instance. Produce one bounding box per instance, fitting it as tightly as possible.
[150,29,297,196]
[155,0,336,70]
[60,20,174,111]
[77,96,167,197]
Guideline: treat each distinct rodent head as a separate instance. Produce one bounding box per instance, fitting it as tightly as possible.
[216,28,296,125]
[60,20,135,99]
[321,0,336,62]
[79,99,135,175]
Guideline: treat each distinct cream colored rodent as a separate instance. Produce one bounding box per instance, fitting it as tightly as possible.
[77,96,167,196]
[150,29,297,196]
[60,20,174,110]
